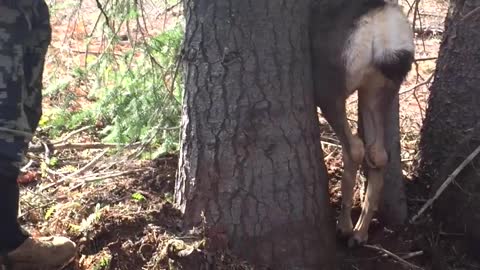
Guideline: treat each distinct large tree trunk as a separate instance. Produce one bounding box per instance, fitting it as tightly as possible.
[419,0,480,185]
[418,0,480,251]
[175,0,336,269]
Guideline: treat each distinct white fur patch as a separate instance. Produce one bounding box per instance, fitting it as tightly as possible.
[343,4,414,93]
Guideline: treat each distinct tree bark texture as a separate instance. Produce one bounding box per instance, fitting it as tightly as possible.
[432,125,480,256]
[419,0,480,251]
[175,0,336,269]
[380,96,407,225]
[419,0,480,184]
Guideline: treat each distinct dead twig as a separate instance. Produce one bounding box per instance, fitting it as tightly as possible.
[438,231,465,237]
[29,142,140,153]
[20,160,35,172]
[410,144,480,223]
[74,168,147,188]
[414,57,437,62]
[461,6,480,22]
[45,166,67,177]
[82,169,145,183]
[413,86,425,120]
[321,140,342,149]
[42,141,51,164]
[69,169,145,191]
[414,26,444,36]
[399,74,434,95]
[95,0,114,31]
[401,251,424,260]
[51,125,93,144]
[38,149,108,192]
[363,244,424,270]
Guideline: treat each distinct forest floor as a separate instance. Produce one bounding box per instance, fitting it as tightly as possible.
[17,0,480,269]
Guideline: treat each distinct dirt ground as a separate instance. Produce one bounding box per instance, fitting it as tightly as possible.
[16,0,480,269]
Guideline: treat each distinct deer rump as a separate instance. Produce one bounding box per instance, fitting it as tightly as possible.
[310,0,414,246]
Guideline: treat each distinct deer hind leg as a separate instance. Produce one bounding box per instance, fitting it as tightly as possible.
[349,75,400,247]
[320,98,364,237]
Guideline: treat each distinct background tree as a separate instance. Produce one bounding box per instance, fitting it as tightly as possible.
[174,0,336,269]
[418,0,480,251]
[380,98,407,225]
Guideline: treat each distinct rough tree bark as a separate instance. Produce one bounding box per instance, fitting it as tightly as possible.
[174,0,336,269]
[418,0,480,250]
[380,97,407,225]
[419,0,480,187]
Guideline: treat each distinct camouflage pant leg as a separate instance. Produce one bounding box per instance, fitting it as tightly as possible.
[0,0,51,176]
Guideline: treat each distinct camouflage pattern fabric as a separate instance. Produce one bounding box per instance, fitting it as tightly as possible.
[0,0,51,175]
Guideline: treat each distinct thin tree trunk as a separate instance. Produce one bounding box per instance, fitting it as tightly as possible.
[175,0,336,269]
[381,97,407,225]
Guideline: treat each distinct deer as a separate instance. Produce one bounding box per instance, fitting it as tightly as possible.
[310,0,414,246]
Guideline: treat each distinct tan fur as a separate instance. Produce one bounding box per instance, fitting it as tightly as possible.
[331,4,414,246]
[343,4,414,93]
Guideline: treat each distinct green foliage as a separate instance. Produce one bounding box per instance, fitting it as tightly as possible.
[94,254,112,270]
[49,157,59,167]
[131,192,146,202]
[44,205,56,220]
[92,26,184,150]
[69,203,105,236]
[44,0,185,156]
[39,108,96,138]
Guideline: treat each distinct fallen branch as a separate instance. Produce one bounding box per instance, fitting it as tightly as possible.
[51,125,93,144]
[81,169,145,183]
[363,244,424,270]
[414,57,437,62]
[399,74,434,95]
[401,251,424,260]
[29,142,140,153]
[42,142,51,164]
[321,140,342,149]
[419,12,445,18]
[410,144,480,223]
[320,136,341,145]
[38,149,108,192]
[44,166,67,176]
[68,169,146,191]
[461,6,480,22]
[414,26,444,36]
[438,231,464,237]
[20,160,35,172]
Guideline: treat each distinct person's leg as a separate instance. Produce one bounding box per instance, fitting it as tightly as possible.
[0,169,28,254]
[0,2,35,254]
[0,2,76,268]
